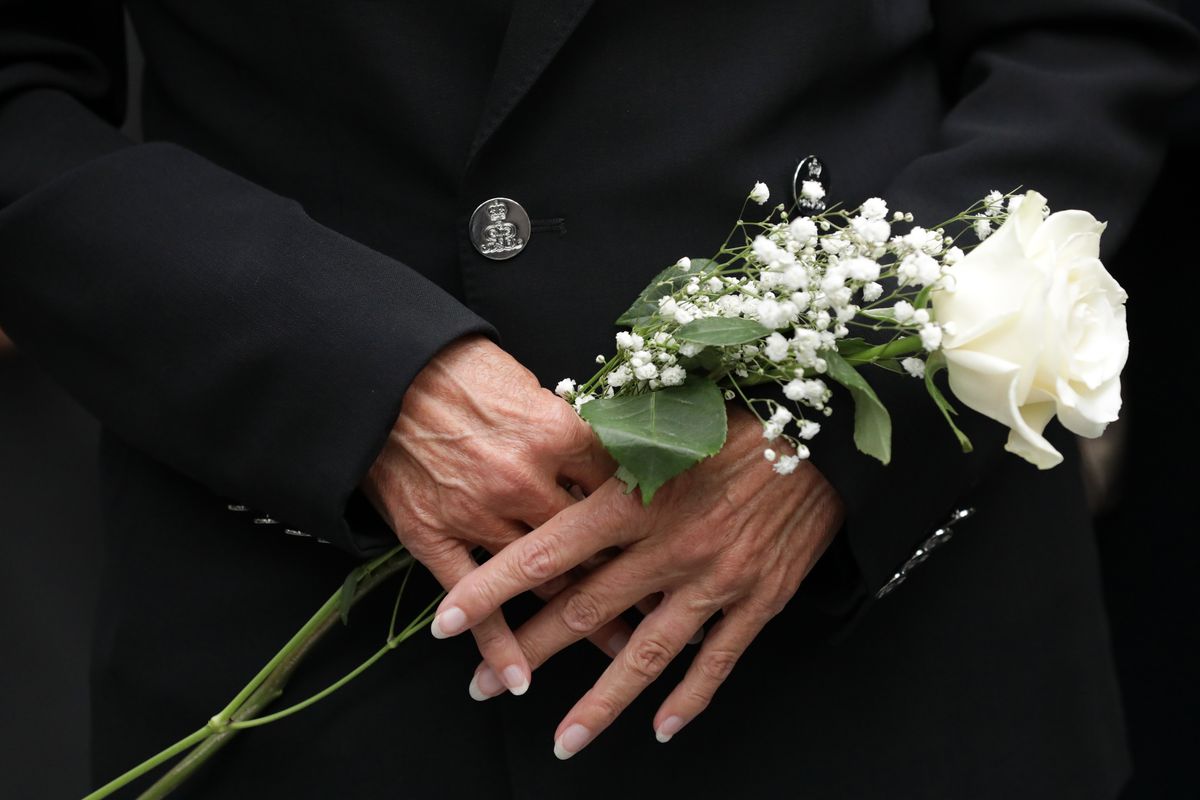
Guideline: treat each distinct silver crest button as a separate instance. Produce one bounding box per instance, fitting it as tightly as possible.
[470,197,531,260]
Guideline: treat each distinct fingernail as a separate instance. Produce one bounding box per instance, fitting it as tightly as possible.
[687,628,705,646]
[655,715,687,743]
[553,723,593,760]
[468,667,505,701]
[502,665,530,696]
[430,606,466,639]
[607,631,630,655]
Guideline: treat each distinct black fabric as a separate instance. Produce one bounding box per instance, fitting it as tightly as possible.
[0,1,1196,797]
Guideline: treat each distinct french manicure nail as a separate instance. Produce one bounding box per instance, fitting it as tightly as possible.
[502,665,530,696]
[430,606,466,639]
[607,631,630,655]
[655,715,687,743]
[553,723,593,760]
[468,667,505,701]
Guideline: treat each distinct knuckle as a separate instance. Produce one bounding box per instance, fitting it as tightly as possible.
[696,648,740,685]
[682,685,715,713]
[516,535,561,583]
[560,589,607,636]
[623,636,674,681]
[586,690,624,728]
[472,623,509,653]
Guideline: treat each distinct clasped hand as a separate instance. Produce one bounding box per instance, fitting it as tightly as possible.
[364,336,843,759]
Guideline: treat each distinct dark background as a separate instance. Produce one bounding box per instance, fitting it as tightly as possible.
[1,8,1196,799]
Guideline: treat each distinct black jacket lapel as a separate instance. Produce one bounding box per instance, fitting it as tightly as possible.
[467,0,595,166]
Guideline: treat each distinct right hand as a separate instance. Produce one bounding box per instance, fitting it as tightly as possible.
[361,334,620,698]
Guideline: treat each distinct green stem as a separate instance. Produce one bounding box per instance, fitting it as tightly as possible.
[80,727,210,800]
[82,548,416,800]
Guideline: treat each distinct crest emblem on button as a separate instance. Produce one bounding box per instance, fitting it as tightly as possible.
[470,197,531,260]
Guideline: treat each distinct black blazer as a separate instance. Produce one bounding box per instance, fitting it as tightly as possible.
[1,2,1195,798]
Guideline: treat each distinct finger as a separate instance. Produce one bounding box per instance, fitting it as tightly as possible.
[421,542,532,696]
[433,483,641,636]
[552,592,716,760]
[651,601,772,744]
[557,415,616,495]
[467,565,636,702]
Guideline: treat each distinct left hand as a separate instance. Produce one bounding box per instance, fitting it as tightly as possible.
[432,406,844,758]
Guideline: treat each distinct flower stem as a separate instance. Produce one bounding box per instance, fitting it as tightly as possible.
[82,547,416,800]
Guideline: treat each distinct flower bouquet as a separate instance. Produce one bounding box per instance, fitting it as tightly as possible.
[85,182,1128,798]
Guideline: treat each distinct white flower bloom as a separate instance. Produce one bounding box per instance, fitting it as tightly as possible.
[797,420,821,440]
[757,298,793,329]
[790,291,812,312]
[795,444,811,460]
[763,448,777,462]
[784,378,828,405]
[615,331,644,351]
[762,421,783,441]
[595,354,607,364]
[676,256,692,271]
[813,309,832,330]
[762,332,790,362]
[772,454,801,475]
[573,394,595,411]
[913,308,931,325]
[914,252,942,285]
[851,216,891,245]
[652,331,674,345]
[674,306,695,324]
[974,218,993,241]
[901,357,926,378]
[920,323,944,351]
[862,281,884,302]
[750,181,770,205]
[942,246,965,266]
[932,190,1127,469]
[781,264,809,291]
[629,350,652,367]
[634,362,658,380]
[984,190,1005,216]
[789,217,818,246]
[660,365,686,386]
[554,378,576,397]
[860,197,889,221]
[893,300,915,323]
[679,342,703,357]
[607,366,633,387]
[685,283,699,295]
[843,256,881,283]
[770,407,794,426]
[800,180,825,204]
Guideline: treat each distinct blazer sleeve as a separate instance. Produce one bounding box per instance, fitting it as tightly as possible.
[806,0,1199,618]
[0,1,496,555]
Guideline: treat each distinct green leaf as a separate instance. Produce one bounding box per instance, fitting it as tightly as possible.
[839,334,923,366]
[924,351,973,453]
[674,317,771,346]
[581,376,727,504]
[821,349,892,465]
[338,566,365,626]
[914,284,935,310]
[615,258,715,326]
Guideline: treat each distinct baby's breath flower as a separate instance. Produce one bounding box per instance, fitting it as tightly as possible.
[862,281,884,302]
[974,218,993,241]
[797,420,821,440]
[660,365,686,386]
[554,378,576,398]
[676,256,692,271]
[634,362,658,381]
[763,449,777,461]
[893,300,915,322]
[772,454,801,475]
[860,197,889,221]
[901,357,926,378]
[615,331,643,351]
[919,323,944,351]
[749,181,770,205]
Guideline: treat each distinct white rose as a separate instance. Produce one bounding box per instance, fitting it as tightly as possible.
[932,191,1127,469]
